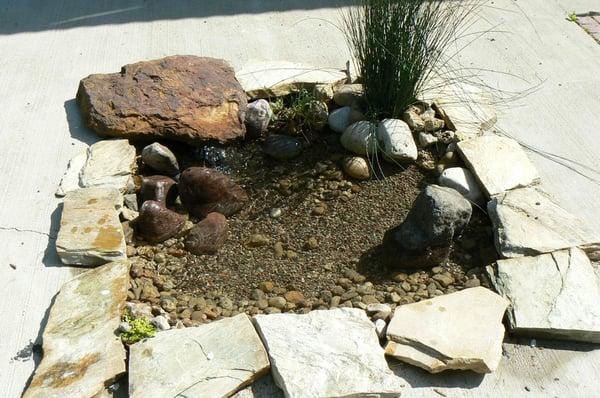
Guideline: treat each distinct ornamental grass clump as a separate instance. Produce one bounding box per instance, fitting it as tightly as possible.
[343,0,482,119]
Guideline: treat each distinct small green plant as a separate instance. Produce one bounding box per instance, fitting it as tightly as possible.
[567,11,578,23]
[120,314,156,345]
[269,89,327,138]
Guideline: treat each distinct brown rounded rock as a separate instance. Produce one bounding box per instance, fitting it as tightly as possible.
[179,167,248,218]
[137,200,186,243]
[140,175,178,205]
[184,212,228,255]
[284,290,305,304]
[342,156,370,180]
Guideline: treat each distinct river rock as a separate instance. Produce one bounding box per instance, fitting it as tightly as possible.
[488,187,600,259]
[245,99,273,137]
[439,167,484,204]
[253,308,403,397]
[56,187,126,266]
[184,212,229,255]
[342,156,370,180]
[262,134,303,160]
[328,106,352,133]
[487,248,600,343]
[77,56,247,144]
[237,61,347,99]
[137,200,186,243]
[385,287,508,373]
[377,119,418,161]
[129,314,269,398]
[341,121,377,155]
[457,135,539,196]
[387,184,472,268]
[141,142,179,176]
[140,175,178,206]
[23,260,128,398]
[179,167,248,218]
[333,84,363,107]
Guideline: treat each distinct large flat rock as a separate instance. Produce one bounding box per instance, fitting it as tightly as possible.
[237,61,347,99]
[77,56,247,144]
[129,314,269,398]
[253,308,403,398]
[457,135,540,196]
[488,248,600,343]
[56,187,126,266]
[23,260,129,398]
[385,287,508,374]
[488,187,600,259]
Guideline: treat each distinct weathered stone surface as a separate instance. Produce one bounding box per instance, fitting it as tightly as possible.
[386,287,508,373]
[262,134,303,160]
[77,56,247,144]
[402,108,425,132]
[232,374,284,398]
[341,121,377,155]
[253,308,403,398]
[457,135,539,196]
[487,248,600,343]
[185,212,229,255]
[80,139,136,192]
[439,167,484,204]
[488,187,600,258]
[56,187,126,266]
[56,148,87,197]
[245,99,273,137]
[23,260,129,398]
[328,106,352,133]
[137,200,186,243]
[179,167,248,218]
[387,185,472,268]
[377,119,418,161]
[237,61,347,99]
[140,175,178,205]
[333,83,363,107]
[141,142,180,176]
[129,314,269,398]
[342,156,370,180]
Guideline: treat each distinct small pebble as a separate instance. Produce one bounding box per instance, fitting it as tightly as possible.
[270,208,282,218]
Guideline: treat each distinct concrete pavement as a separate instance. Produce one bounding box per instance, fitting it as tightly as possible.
[1,0,598,397]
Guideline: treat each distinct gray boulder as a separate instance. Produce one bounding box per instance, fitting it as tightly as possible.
[245,99,272,137]
[141,142,179,176]
[387,184,472,267]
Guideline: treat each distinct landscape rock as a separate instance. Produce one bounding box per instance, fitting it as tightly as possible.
[387,185,472,267]
[312,83,334,101]
[232,374,284,398]
[262,134,303,160]
[137,200,186,243]
[245,99,273,137]
[237,61,347,99]
[457,135,540,196]
[402,108,425,132]
[68,139,136,194]
[179,167,248,218]
[56,187,126,266]
[385,287,508,373]
[140,175,178,206]
[342,156,370,180]
[333,84,363,107]
[56,148,87,196]
[488,187,600,258]
[151,315,171,331]
[487,248,600,343]
[417,132,438,147]
[141,142,180,176]
[439,167,484,204]
[374,319,387,338]
[328,106,352,133]
[129,314,269,397]
[253,308,403,397]
[377,119,418,161]
[184,212,229,254]
[23,261,128,398]
[77,56,247,144]
[341,121,377,155]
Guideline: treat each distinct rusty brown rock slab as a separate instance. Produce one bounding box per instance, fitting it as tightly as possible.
[23,260,129,398]
[77,55,247,144]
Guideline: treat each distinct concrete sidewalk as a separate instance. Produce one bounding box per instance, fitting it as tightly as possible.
[1,1,598,397]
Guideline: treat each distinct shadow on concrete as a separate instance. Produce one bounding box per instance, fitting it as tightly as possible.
[42,204,63,268]
[1,0,353,35]
[64,99,99,146]
[389,358,485,389]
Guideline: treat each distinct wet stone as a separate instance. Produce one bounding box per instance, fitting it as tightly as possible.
[137,200,186,244]
[141,142,179,176]
[140,175,178,206]
[184,212,229,255]
[262,134,303,160]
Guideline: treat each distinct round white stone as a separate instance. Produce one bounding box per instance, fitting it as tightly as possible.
[439,167,485,204]
[340,121,377,155]
[376,118,418,161]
